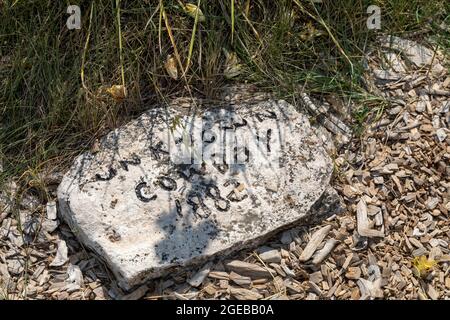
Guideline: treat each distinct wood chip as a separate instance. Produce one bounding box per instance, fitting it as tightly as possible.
[426,284,439,300]
[345,267,362,280]
[299,225,332,262]
[225,260,274,279]
[357,278,383,299]
[356,199,384,238]
[229,272,252,286]
[258,249,281,263]
[312,238,338,265]
[229,287,263,300]
[208,271,229,280]
[187,262,212,287]
[49,240,68,267]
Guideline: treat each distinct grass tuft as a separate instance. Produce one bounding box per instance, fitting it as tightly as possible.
[0,0,448,181]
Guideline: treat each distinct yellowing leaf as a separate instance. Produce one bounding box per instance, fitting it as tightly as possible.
[299,22,326,41]
[412,256,437,278]
[164,54,178,80]
[170,115,182,132]
[184,3,205,22]
[106,85,127,101]
[224,50,242,79]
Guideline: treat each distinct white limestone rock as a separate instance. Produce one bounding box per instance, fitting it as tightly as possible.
[57,99,335,290]
[380,35,434,68]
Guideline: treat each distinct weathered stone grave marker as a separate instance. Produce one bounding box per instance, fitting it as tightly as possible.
[58,99,337,289]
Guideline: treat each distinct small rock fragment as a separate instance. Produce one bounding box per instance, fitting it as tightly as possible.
[373,69,401,81]
[50,240,69,267]
[67,264,84,287]
[46,201,58,220]
[384,52,406,73]
[280,230,293,244]
[259,249,281,264]
[415,95,429,113]
[436,128,447,142]
[42,219,59,233]
[380,35,434,67]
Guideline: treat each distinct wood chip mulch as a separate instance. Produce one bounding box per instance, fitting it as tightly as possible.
[0,36,448,300]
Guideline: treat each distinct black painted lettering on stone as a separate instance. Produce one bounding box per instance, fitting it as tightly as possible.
[157,176,177,191]
[265,111,277,119]
[227,190,248,202]
[221,117,234,130]
[255,111,277,122]
[223,179,248,202]
[175,199,182,217]
[223,119,247,130]
[186,192,200,212]
[186,192,211,219]
[205,185,230,212]
[200,202,212,218]
[202,130,216,144]
[223,179,239,188]
[177,169,190,181]
[234,146,249,163]
[233,118,248,128]
[119,154,141,171]
[213,161,229,174]
[255,113,264,122]
[214,198,230,211]
[177,165,205,180]
[135,182,157,202]
[267,128,272,153]
[205,184,221,199]
[149,141,169,160]
[95,167,117,181]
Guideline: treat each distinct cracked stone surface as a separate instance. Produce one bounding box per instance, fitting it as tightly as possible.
[57,99,335,290]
